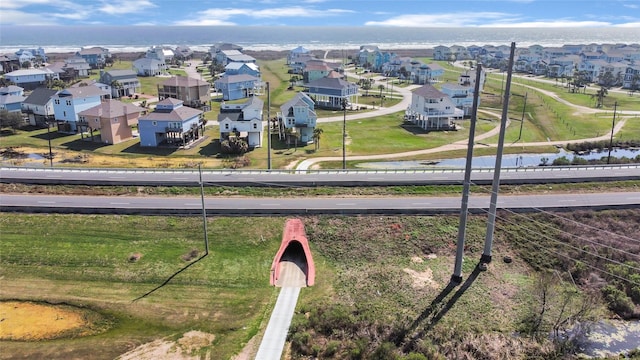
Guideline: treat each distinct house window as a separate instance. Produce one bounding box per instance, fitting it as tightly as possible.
[95,119,99,123]
[113,118,118,123]
[152,121,157,126]
[63,111,66,117]
[66,100,71,106]
[253,123,257,129]
[54,99,60,104]
[225,124,229,130]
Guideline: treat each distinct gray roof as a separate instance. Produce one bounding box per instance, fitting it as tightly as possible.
[105,69,137,77]
[280,92,314,113]
[58,85,109,98]
[161,76,209,87]
[306,77,356,90]
[441,83,470,90]
[214,74,259,84]
[78,47,106,55]
[0,94,26,105]
[140,104,202,122]
[134,58,163,67]
[412,84,446,99]
[157,98,183,106]
[0,85,23,94]
[23,87,58,106]
[227,54,256,62]
[78,99,144,118]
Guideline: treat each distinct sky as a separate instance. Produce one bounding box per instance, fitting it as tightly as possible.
[0,0,639,27]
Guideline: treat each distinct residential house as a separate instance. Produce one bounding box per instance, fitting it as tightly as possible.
[209,43,243,63]
[623,65,640,90]
[157,76,210,108]
[52,85,109,133]
[406,84,463,130]
[175,46,193,60]
[288,46,311,65]
[547,55,580,78]
[4,69,52,90]
[138,98,204,147]
[288,54,316,74]
[409,61,444,85]
[133,57,166,76]
[450,45,471,61]
[458,69,485,93]
[76,47,110,69]
[0,54,20,74]
[214,74,261,101]
[77,99,144,144]
[433,46,452,61]
[21,87,58,125]
[71,79,111,93]
[15,47,47,66]
[305,77,358,109]
[217,50,256,65]
[63,56,91,78]
[99,70,140,98]
[303,62,333,83]
[440,83,474,117]
[0,85,25,112]
[224,62,260,77]
[218,96,264,148]
[277,92,317,144]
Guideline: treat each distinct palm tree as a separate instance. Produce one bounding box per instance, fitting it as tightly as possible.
[111,80,123,98]
[378,84,385,107]
[592,86,608,108]
[313,127,324,151]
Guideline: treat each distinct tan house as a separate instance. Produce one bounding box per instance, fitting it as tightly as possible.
[158,76,210,108]
[78,99,144,144]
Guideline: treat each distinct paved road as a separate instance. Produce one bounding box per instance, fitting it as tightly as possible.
[2,165,639,187]
[2,192,638,215]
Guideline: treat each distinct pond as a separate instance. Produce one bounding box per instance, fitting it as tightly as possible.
[575,320,640,358]
[355,148,640,170]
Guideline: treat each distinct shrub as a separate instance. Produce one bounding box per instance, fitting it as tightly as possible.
[602,285,635,318]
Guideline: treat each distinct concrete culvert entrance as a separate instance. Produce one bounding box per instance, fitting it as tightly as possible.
[270,219,315,287]
[276,241,308,287]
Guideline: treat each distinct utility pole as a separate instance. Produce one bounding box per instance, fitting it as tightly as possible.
[481,42,516,264]
[198,164,209,255]
[342,98,347,170]
[46,119,53,167]
[607,101,617,164]
[516,92,527,142]
[451,63,484,284]
[267,82,271,170]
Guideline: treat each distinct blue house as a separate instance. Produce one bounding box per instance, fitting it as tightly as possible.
[225,62,260,77]
[214,74,261,101]
[305,77,359,109]
[0,85,26,113]
[52,85,109,133]
[4,69,52,90]
[138,98,204,147]
[76,47,110,68]
[278,92,317,144]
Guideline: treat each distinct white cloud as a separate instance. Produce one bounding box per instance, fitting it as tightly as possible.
[623,3,639,9]
[174,6,353,26]
[365,12,513,27]
[99,0,157,15]
[0,0,52,10]
[482,20,614,27]
[0,9,59,25]
[615,22,640,27]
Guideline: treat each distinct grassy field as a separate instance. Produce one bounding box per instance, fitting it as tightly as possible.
[2,211,637,359]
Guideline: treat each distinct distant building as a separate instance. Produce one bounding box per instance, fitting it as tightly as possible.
[407,84,463,130]
[21,87,58,125]
[52,85,109,133]
[157,76,210,108]
[76,47,110,68]
[99,70,141,98]
[78,99,144,144]
[218,96,264,148]
[138,98,204,147]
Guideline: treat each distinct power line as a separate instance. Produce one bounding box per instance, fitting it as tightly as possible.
[475,207,640,274]
[494,222,640,288]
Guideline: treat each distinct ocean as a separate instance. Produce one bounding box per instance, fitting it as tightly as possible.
[1,26,639,54]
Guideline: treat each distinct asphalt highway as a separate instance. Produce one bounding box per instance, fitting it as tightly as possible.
[2,192,638,216]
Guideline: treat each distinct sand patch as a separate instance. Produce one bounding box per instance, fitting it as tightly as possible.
[0,301,93,341]
[117,330,215,360]
[403,267,438,289]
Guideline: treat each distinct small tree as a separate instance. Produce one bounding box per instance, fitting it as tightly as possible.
[312,127,324,151]
[0,110,24,133]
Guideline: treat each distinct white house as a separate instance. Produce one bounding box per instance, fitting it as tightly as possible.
[218,96,264,148]
[407,84,463,130]
[133,58,166,76]
[22,87,58,125]
[278,92,317,144]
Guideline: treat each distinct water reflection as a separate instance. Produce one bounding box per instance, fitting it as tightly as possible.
[356,148,640,169]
